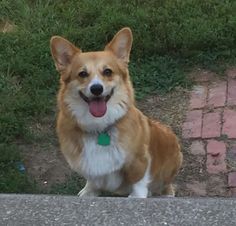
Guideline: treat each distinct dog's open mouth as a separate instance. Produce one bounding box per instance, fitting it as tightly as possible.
[79,88,114,118]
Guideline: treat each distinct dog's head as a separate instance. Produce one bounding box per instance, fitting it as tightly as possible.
[50,28,134,132]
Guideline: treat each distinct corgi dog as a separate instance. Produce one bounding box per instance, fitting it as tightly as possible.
[50,28,182,198]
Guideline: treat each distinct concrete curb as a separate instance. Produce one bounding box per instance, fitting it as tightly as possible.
[1,194,236,225]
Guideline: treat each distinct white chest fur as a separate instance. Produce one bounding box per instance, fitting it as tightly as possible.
[78,128,126,180]
[92,171,123,191]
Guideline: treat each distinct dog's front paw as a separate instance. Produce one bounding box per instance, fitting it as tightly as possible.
[128,192,148,198]
[128,185,148,198]
[78,188,98,197]
[78,184,99,197]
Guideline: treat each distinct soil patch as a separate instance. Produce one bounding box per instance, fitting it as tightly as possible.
[0,20,17,33]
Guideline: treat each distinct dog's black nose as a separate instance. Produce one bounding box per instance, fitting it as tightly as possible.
[90,84,103,96]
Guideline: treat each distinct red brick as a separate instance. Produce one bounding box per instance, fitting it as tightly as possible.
[207,140,226,155]
[228,172,236,187]
[208,81,227,107]
[202,111,221,138]
[226,68,236,79]
[227,79,236,106]
[190,140,205,155]
[182,110,202,138]
[222,109,236,138]
[207,155,227,174]
[189,85,207,109]
[206,140,226,174]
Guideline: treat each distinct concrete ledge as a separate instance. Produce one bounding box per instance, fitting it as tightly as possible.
[1,194,236,225]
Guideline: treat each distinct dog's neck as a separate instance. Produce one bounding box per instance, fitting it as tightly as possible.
[77,111,126,134]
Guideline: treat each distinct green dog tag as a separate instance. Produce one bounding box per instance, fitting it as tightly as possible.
[97,132,110,146]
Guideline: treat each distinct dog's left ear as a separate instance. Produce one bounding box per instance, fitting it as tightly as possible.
[105,27,133,64]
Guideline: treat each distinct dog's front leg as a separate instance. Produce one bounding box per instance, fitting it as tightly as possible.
[78,181,99,197]
[128,178,149,198]
[128,164,151,198]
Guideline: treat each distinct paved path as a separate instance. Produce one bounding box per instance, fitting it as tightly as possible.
[1,194,236,226]
[182,68,236,196]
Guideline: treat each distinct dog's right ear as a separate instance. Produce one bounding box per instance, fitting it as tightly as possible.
[50,36,81,72]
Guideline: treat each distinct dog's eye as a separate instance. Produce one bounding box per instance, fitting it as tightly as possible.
[78,71,89,78]
[103,68,112,77]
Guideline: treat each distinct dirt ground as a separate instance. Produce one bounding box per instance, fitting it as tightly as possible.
[20,84,227,197]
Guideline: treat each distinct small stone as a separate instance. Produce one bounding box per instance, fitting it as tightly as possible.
[190,140,205,155]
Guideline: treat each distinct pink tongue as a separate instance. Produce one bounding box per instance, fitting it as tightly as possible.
[89,99,107,117]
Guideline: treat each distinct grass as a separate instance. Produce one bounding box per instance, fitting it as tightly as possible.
[1,0,236,194]
[130,56,188,99]
[0,144,37,193]
[48,173,85,195]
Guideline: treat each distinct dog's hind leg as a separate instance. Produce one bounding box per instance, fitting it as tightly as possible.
[161,184,175,197]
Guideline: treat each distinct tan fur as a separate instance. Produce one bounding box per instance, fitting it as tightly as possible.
[50,28,182,197]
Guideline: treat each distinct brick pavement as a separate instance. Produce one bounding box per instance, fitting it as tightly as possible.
[182,68,236,196]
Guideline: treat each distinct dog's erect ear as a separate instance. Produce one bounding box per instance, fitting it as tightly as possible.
[105,27,133,63]
[50,36,80,72]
